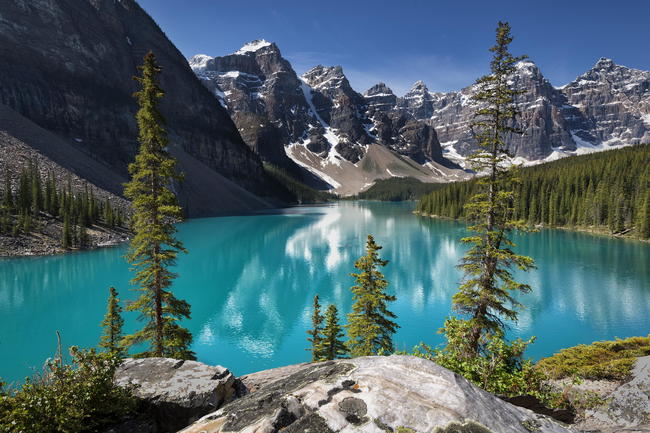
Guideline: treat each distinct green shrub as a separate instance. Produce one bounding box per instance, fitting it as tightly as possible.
[0,347,136,433]
[427,318,550,400]
[401,318,553,403]
[536,335,650,380]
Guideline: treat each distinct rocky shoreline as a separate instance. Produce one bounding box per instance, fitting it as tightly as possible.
[0,222,131,257]
[108,355,650,433]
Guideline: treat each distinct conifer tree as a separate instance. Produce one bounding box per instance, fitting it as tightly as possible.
[99,286,126,357]
[1,172,13,235]
[321,304,348,360]
[640,189,650,239]
[306,294,325,361]
[121,52,194,360]
[445,22,534,358]
[62,213,71,249]
[18,169,31,214]
[346,235,398,357]
[30,162,43,215]
[4,172,13,211]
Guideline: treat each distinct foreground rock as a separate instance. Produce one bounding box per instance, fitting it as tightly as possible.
[578,356,650,432]
[114,358,236,433]
[181,356,569,433]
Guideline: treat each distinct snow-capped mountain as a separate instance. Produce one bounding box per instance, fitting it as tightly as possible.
[190,40,462,194]
[417,58,650,165]
[190,41,650,193]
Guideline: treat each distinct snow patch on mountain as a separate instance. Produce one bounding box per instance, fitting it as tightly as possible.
[235,39,272,55]
[188,54,213,72]
[299,79,346,166]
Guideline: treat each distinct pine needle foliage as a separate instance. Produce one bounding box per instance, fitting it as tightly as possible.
[447,22,535,358]
[306,294,325,362]
[346,235,399,357]
[121,52,194,360]
[321,304,348,360]
[99,286,126,358]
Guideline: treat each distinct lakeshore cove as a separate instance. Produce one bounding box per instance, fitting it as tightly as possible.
[1,201,649,384]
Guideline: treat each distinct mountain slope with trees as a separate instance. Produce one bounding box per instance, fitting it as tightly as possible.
[0,0,283,216]
[417,145,650,239]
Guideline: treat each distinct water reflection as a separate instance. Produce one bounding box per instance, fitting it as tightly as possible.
[0,201,649,382]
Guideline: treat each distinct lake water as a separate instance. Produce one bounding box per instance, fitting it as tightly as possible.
[1,201,649,384]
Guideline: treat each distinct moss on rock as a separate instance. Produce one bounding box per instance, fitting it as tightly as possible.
[537,335,650,380]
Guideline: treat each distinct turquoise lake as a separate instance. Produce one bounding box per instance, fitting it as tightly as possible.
[1,201,649,384]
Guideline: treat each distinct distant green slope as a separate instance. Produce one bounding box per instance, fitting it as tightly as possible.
[263,163,334,204]
[354,177,445,201]
[417,145,650,239]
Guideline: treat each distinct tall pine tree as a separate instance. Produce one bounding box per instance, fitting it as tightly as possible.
[445,22,535,358]
[121,52,194,360]
[99,286,126,357]
[346,235,398,357]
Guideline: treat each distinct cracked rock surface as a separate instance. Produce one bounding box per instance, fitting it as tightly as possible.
[180,355,569,433]
[114,358,236,432]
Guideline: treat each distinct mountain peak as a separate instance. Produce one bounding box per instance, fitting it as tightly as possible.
[234,39,274,55]
[516,60,538,71]
[303,65,345,81]
[594,57,615,70]
[188,54,213,72]
[409,80,429,93]
[364,82,395,97]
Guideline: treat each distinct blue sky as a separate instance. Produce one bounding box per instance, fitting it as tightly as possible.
[137,0,650,95]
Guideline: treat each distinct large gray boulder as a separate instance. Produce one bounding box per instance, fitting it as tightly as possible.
[115,358,236,432]
[581,356,650,432]
[180,355,570,433]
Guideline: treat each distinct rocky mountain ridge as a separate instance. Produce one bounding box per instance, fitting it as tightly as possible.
[191,42,649,192]
[0,0,281,216]
[190,41,464,194]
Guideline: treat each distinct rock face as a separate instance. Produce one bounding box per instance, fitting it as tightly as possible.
[563,58,650,146]
[190,42,649,192]
[114,358,236,433]
[189,42,452,194]
[181,356,569,433]
[424,59,650,163]
[580,356,650,432]
[0,0,276,216]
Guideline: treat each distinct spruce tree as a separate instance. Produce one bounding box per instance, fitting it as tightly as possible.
[4,172,13,211]
[445,22,534,358]
[99,286,126,357]
[62,213,71,249]
[321,304,347,360]
[306,294,325,361]
[346,235,398,357]
[121,52,194,360]
[640,189,650,239]
[30,162,43,215]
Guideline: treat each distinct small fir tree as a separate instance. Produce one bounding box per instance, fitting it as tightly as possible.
[121,51,194,360]
[346,235,399,357]
[99,286,126,357]
[306,294,325,361]
[321,304,348,360]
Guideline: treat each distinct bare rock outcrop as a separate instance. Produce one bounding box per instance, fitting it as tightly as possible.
[181,356,570,433]
[114,358,236,433]
[579,356,650,432]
